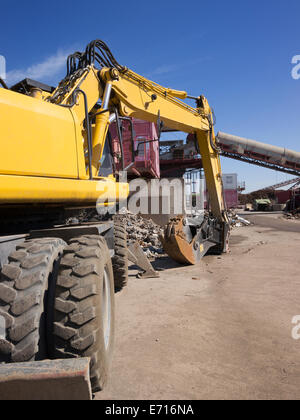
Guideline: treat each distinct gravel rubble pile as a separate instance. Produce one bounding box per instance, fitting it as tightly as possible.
[118,210,165,259]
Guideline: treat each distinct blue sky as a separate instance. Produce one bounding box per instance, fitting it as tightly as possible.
[1,0,299,192]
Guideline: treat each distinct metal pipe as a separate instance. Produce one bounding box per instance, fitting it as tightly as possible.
[102,82,112,110]
[109,113,116,124]
[124,162,135,172]
[115,108,125,171]
[76,89,93,180]
[217,132,300,166]
[90,82,113,177]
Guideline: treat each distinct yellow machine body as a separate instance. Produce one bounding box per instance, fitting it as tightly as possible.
[0,84,128,204]
[0,88,78,178]
[0,41,226,227]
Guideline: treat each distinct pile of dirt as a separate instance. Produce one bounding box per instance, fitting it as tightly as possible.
[239,189,276,205]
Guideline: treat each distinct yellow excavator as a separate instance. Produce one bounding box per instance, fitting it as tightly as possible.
[0,40,229,399]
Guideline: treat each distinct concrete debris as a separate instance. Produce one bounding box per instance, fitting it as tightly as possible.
[71,207,166,261]
[117,209,165,259]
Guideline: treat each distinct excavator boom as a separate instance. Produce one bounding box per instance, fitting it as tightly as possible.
[47,41,227,223]
[47,40,230,264]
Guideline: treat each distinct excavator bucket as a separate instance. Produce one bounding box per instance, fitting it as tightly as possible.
[160,216,205,265]
[161,215,229,265]
[0,358,92,400]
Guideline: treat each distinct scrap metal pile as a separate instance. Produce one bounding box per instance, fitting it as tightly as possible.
[118,209,165,259]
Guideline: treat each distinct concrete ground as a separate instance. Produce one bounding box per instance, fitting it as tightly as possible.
[97,213,300,400]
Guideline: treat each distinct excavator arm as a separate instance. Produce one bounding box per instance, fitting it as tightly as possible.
[49,40,230,263]
[105,67,227,222]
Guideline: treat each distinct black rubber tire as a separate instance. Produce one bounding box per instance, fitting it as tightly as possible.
[0,238,66,363]
[51,235,115,393]
[112,220,128,292]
